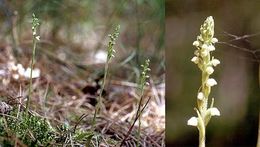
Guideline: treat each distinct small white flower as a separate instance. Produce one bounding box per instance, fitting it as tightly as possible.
[187,117,198,126]
[36,36,40,41]
[201,49,209,57]
[206,78,217,87]
[198,36,203,41]
[197,92,204,100]
[95,50,107,63]
[208,45,215,51]
[24,68,40,78]
[209,107,220,116]
[206,66,214,74]
[33,31,36,35]
[12,65,18,71]
[193,41,200,46]
[2,78,9,85]
[191,56,199,64]
[12,74,19,80]
[202,44,208,50]
[194,50,200,56]
[17,64,23,69]
[7,61,16,71]
[211,59,220,66]
[212,38,218,43]
[17,64,25,75]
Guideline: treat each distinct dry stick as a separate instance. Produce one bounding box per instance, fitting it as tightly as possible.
[218,31,260,62]
[216,32,260,96]
[73,114,88,133]
[221,31,260,42]
[120,97,151,147]
[143,134,161,147]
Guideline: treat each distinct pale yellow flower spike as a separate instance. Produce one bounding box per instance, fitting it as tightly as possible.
[188,16,221,147]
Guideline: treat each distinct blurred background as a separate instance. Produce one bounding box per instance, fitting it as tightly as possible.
[0,0,164,79]
[166,0,259,146]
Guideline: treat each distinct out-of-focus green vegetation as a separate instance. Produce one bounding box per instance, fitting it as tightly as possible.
[166,0,259,146]
[0,0,164,77]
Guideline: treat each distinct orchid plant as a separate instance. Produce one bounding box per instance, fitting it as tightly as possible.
[92,25,120,128]
[26,13,40,114]
[187,16,221,147]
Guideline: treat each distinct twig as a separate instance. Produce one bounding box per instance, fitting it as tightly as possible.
[73,114,88,133]
[120,96,151,147]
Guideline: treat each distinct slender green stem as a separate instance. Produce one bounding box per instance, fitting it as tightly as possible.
[91,25,119,130]
[92,60,109,128]
[137,88,144,147]
[199,130,205,147]
[26,38,36,114]
[199,71,207,147]
[137,59,150,146]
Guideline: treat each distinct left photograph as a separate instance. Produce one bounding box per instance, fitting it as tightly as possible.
[0,0,165,146]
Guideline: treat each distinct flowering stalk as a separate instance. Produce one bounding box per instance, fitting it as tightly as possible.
[187,16,220,147]
[137,59,150,146]
[120,59,150,147]
[92,25,120,128]
[26,13,40,114]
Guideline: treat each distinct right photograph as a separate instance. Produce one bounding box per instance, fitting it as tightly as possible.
[166,1,260,147]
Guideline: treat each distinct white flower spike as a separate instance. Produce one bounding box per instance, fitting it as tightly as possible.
[189,16,220,147]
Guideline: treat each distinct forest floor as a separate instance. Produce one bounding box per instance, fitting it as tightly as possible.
[0,28,165,146]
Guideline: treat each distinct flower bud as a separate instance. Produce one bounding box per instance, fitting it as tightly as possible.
[194,50,200,56]
[201,49,209,57]
[193,41,200,46]
[202,44,208,50]
[197,92,204,100]
[211,59,220,66]
[36,36,40,41]
[206,66,214,74]
[191,56,199,64]
[212,38,218,43]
